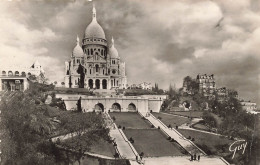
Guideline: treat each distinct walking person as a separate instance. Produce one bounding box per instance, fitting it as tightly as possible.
[190,155,193,161]
[194,153,196,161]
[198,154,200,161]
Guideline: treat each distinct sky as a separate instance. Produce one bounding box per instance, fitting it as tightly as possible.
[0,0,259,106]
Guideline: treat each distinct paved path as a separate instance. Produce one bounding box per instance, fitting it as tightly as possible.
[106,113,139,160]
[142,156,230,165]
[109,129,137,159]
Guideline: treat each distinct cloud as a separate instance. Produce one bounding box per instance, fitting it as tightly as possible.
[0,0,259,106]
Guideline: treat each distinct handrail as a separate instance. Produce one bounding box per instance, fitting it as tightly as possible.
[118,129,139,157]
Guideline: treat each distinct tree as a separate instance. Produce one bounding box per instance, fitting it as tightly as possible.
[59,112,109,164]
[77,97,82,112]
[202,112,217,129]
[77,64,85,88]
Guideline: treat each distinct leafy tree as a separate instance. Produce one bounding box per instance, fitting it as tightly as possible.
[59,112,109,164]
[77,64,85,88]
[202,111,217,129]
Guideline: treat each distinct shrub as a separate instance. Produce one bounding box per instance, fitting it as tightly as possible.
[114,153,119,158]
[123,126,125,130]
[167,137,171,140]
[150,110,153,113]
[118,125,121,129]
[158,116,162,120]
[158,126,160,129]
[140,152,144,157]
[112,116,116,121]
[151,125,155,128]
[176,126,178,129]
[191,138,195,141]
[188,136,191,139]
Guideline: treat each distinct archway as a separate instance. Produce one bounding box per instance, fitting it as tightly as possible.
[128,103,137,111]
[95,79,100,89]
[94,103,104,112]
[102,79,107,89]
[112,103,121,111]
[88,79,93,89]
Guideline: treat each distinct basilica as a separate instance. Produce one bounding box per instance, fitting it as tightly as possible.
[64,6,127,90]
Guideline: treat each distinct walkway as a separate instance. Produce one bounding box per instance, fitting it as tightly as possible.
[142,156,230,165]
[105,112,139,160]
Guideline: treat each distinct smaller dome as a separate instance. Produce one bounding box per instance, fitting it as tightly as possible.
[72,36,84,58]
[109,37,119,59]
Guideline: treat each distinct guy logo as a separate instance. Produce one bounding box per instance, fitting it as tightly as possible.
[229,140,247,159]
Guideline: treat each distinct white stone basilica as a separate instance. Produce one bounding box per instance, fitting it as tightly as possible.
[64,6,127,90]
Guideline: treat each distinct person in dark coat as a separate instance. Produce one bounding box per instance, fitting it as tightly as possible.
[194,153,197,160]
[190,155,193,161]
[198,154,200,161]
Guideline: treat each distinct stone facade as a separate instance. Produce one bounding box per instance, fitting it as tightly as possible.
[65,6,127,90]
[0,61,44,91]
[240,101,257,112]
[56,94,165,113]
[196,74,216,98]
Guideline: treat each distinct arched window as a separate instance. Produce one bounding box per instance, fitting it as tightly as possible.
[88,49,89,55]
[15,71,19,76]
[8,71,13,76]
[111,80,113,87]
[103,69,105,75]
[91,49,93,55]
[95,64,99,72]
[90,69,92,74]
[101,49,103,55]
[21,72,26,77]
[2,71,6,76]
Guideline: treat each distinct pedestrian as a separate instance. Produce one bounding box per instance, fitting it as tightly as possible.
[198,155,200,161]
[190,155,193,161]
[194,153,196,160]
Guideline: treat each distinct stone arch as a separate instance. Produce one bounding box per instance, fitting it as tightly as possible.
[88,79,93,89]
[95,103,104,112]
[8,71,13,76]
[21,72,26,77]
[112,103,121,111]
[95,79,100,89]
[15,71,19,76]
[128,103,137,111]
[102,79,107,89]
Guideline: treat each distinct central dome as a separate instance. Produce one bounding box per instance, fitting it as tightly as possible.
[84,20,106,39]
[84,6,106,40]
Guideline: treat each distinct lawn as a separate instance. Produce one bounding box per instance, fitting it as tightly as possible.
[123,129,185,157]
[152,112,189,127]
[178,129,234,155]
[109,112,151,129]
[166,111,203,118]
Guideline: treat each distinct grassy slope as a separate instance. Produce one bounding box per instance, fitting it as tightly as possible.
[124,129,185,157]
[152,112,189,127]
[109,112,151,129]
